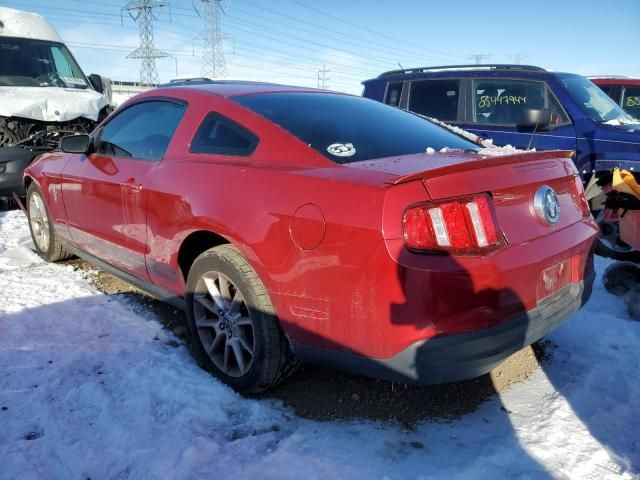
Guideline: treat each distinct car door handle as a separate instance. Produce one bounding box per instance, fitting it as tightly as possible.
[120,177,142,191]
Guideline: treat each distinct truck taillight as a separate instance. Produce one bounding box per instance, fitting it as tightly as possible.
[403,194,502,254]
[571,175,592,218]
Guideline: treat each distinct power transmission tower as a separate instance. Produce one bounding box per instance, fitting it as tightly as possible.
[468,54,492,64]
[122,0,170,86]
[193,0,232,78]
[506,53,530,65]
[317,64,330,89]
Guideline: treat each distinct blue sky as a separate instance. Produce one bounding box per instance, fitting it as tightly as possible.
[2,0,639,94]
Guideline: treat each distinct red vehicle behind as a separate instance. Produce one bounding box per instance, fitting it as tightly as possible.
[24,82,598,393]
[592,77,640,118]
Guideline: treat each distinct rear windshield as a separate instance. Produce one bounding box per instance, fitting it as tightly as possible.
[232,92,478,163]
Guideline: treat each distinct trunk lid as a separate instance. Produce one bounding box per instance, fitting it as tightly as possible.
[347,150,585,246]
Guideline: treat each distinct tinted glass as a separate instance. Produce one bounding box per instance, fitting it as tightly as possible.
[409,79,460,121]
[472,79,568,126]
[97,101,185,161]
[191,112,258,155]
[473,79,546,125]
[384,82,403,107]
[233,92,478,164]
[622,86,640,119]
[560,74,636,123]
[0,37,88,88]
[597,84,615,99]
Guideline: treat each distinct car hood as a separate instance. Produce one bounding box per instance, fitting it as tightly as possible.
[600,121,640,135]
[0,86,108,122]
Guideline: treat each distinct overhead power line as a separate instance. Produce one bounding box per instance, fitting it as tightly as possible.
[232,2,440,63]
[288,0,461,60]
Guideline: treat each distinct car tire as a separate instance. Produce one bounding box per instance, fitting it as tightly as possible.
[603,262,640,296]
[26,183,72,262]
[185,244,298,394]
[594,208,640,262]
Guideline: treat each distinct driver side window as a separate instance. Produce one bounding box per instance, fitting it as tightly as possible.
[96,101,185,161]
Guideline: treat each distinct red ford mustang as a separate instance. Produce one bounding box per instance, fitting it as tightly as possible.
[23,82,598,393]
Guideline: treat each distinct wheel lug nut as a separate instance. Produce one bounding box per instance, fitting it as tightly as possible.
[219,322,224,330]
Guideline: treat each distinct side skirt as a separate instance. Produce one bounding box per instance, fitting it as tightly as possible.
[63,242,186,311]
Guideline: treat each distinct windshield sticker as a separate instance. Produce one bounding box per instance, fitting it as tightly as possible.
[327,143,356,157]
[62,77,87,86]
[626,96,640,107]
[478,95,527,108]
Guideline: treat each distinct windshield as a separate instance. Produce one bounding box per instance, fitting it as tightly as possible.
[0,37,88,89]
[560,74,637,124]
[233,92,478,163]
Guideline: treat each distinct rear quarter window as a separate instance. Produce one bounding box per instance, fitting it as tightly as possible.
[190,112,258,156]
[408,79,460,122]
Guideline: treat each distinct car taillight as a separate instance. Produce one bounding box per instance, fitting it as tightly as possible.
[403,194,502,254]
[571,175,591,218]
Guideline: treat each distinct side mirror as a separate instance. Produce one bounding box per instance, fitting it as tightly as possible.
[88,74,104,93]
[60,134,92,154]
[519,108,552,130]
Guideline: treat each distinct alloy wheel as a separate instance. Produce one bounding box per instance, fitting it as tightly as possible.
[192,271,255,377]
[28,192,50,253]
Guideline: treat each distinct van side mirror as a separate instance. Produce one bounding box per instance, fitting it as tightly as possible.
[88,74,104,93]
[60,134,92,154]
[519,108,552,130]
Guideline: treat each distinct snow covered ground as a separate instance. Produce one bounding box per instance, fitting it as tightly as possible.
[0,209,638,480]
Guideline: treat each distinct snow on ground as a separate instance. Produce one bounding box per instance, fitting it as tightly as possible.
[0,210,638,480]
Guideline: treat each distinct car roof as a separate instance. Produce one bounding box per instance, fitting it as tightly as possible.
[362,64,576,84]
[155,80,333,98]
[591,77,640,86]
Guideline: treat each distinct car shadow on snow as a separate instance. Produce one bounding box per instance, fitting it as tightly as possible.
[69,256,550,426]
[531,293,640,475]
[63,246,636,477]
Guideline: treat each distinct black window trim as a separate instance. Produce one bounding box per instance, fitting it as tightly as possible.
[469,77,572,128]
[383,81,404,108]
[189,111,259,157]
[406,77,465,124]
[621,85,640,111]
[93,96,188,162]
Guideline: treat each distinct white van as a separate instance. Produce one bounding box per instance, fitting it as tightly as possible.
[0,6,112,204]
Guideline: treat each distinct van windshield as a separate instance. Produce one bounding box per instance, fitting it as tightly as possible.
[560,74,638,125]
[0,36,89,89]
[233,92,479,163]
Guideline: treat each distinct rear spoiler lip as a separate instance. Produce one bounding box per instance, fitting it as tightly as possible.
[385,150,576,185]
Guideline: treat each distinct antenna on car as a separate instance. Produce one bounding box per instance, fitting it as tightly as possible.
[524,109,552,150]
[397,62,404,70]
[526,121,540,151]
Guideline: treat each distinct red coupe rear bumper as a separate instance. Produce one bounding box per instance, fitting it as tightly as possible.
[293,272,594,384]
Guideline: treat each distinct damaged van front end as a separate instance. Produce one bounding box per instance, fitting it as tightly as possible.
[0,6,112,205]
